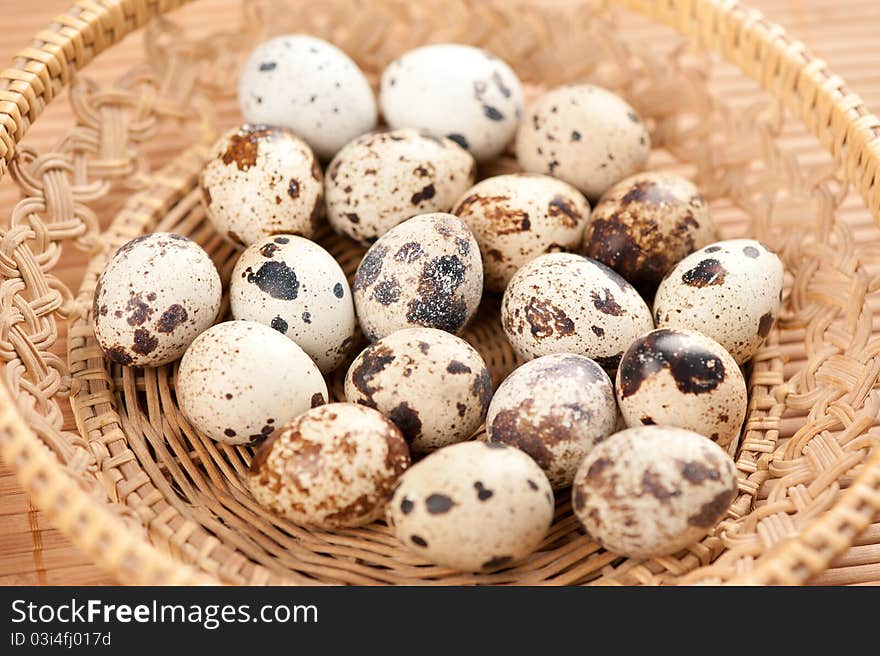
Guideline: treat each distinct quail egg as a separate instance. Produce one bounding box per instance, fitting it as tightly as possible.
[344,328,492,453]
[501,253,653,368]
[237,34,377,160]
[452,173,591,292]
[582,172,716,292]
[200,124,323,246]
[353,213,483,341]
[572,425,739,558]
[388,441,554,572]
[380,44,524,162]
[230,234,355,373]
[516,84,650,200]
[653,239,784,363]
[326,129,476,244]
[93,233,221,368]
[248,403,410,528]
[486,354,617,489]
[176,320,327,445]
[617,328,746,449]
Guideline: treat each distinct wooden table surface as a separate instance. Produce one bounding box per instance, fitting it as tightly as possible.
[2,0,880,586]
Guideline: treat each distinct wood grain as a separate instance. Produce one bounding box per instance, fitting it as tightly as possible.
[1,0,879,586]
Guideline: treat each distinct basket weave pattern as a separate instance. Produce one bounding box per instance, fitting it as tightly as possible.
[1,0,880,585]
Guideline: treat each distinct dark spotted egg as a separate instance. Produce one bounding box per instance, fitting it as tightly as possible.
[380,44,524,162]
[387,441,554,572]
[326,128,476,244]
[237,35,377,160]
[616,328,746,450]
[176,321,327,446]
[500,253,653,368]
[230,234,355,373]
[452,173,591,293]
[200,124,323,247]
[582,172,717,293]
[344,328,492,454]
[516,85,651,200]
[248,403,410,529]
[486,354,617,489]
[653,239,784,364]
[572,425,738,558]
[93,233,221,368]
[352,213,483,341]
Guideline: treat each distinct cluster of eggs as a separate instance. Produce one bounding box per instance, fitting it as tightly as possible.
[91,34,786,573]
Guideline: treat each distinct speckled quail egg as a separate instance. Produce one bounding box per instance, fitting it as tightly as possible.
[388,441,554,572]
[501,253,653,368]
[616,328,746,449]
[653,239,784,364]
[200,124,323,247]
[176,320,327,445]
[582,172,716,293]
[516,85,651,200]
[344,328,492,453]
[248,403,410,529]
[326,129,476,244]
[486,354,617,489]
[572,425,739,558]
[353,213,483,341]
[237,35,377,160]
[230,235,355,373]
[452,173,591,292]
[93,233,221,368]
[380,44,524,162]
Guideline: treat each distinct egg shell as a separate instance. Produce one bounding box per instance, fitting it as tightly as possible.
[176,320,328,445]
[572,425,738,558]
[616,328,746,449]
[452,173,591,292]
[653,239,784,364]
[380,44,524,162]
[353,213,483,341]
[93,233,221,368]
[200,124,323,246]
[582,172,716,292]
[344,328,492,453]
[230,235,355,373]
[326,129,476,244]
[387,441,554,572]
[516,85,651,200]
[237,35,377,160]
[501,252,654,368]
[486,354,617,489]
[248,403,410,528]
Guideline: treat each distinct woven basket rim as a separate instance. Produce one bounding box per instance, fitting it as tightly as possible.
[2,0,880,585]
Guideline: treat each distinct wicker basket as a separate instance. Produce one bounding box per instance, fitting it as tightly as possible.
[2,0,880,586]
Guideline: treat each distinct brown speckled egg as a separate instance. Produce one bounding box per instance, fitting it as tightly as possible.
[176,321,327,446]
[583,172,716,293]
[516,85,650,200]
[486,354,617,489]
[616,328,746,449]
[572,425,739,558]
[93,233,221,368]
[353,213,483,341]
[230,234,356,373]
[248,403,410,529]
[501,253,653,368]
[326,129,476,244]
[653,239,784,364]
[452,173,590,292]
[199,124,323,247]
[387,441,554,572]
[344,328,492,454]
